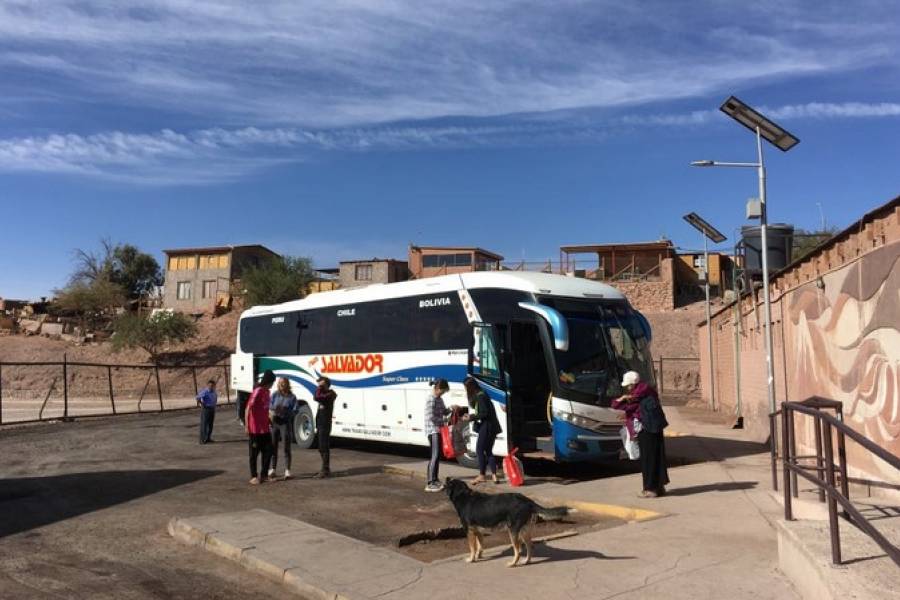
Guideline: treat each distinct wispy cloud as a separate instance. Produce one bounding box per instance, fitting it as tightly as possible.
[0,1,898,128]
[1,101,897,184]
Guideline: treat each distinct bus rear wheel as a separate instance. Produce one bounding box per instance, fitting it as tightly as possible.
[455,451,479,469]
[293,405,316,449]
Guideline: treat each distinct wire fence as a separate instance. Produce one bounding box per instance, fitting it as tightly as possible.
[0,358,233,425]
[653,357,701,395]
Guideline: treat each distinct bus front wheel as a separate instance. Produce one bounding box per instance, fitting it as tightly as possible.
[293,405,316,449]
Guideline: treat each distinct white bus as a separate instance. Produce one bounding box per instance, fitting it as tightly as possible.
[230,271,655,467]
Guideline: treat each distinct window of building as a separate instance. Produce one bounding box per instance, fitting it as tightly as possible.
[176,281,192,300]
[168,256,197,271]
[422,253,473,268]
[201,280,215,299]
[355,264,373,281]
[199,254,229,269]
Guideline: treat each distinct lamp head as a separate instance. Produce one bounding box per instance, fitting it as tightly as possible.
[691,160,715,167]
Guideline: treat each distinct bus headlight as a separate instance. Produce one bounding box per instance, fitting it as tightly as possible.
[552,408,603,431]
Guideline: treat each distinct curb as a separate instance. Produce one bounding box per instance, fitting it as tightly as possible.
[381,464,662,523]
[168,516,349,600]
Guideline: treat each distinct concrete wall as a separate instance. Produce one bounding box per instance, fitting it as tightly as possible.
[339,261,407,288]
[163,260,230,313]
[698,199,900,485]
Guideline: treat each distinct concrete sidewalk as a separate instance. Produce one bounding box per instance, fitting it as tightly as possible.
[170,407,802,599]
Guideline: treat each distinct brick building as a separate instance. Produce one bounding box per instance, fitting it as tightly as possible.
[162,245,279,313]
[559,241,677,312]
[338,259,408,288]
[697,195,900,485]
[408,246,503,279]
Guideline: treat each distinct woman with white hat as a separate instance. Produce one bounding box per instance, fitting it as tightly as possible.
[618,370,669,497]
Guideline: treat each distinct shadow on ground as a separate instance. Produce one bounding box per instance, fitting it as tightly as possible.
[0,469,222,538]
[665,481,758,496]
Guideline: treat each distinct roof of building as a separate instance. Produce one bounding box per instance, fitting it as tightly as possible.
[240,271,625,317]
[163,244,279,256]
[338,258,408,265]
[560,240,675,254]
[410,246,504,260]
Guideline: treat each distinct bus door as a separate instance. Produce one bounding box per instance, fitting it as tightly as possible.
[467,323,508,453]
[505,320,553,453]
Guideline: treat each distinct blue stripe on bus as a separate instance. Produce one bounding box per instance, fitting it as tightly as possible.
[317,364,469,388]
[476,380,508,405]
[271,364,469,391]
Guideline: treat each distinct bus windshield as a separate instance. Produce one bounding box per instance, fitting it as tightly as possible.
[541,298,654,403]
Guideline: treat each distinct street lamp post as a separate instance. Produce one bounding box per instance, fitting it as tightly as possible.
[683,212,726,412]
[691,96,800,418]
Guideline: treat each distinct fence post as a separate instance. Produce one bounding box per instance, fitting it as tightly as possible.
[788,410,799,498]
[814,418,826,503]
[224,364,231,404]
[770,412,778,491]
[782,407,792,521]
[658,357,664,394]
[155,366,164,412]
[837,430,850,520]
[63,353,69,420]
[191,367,199,397]
[107,366,116,415]
[822,421,842,565]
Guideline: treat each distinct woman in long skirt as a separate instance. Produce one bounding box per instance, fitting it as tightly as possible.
[618,371,669,497]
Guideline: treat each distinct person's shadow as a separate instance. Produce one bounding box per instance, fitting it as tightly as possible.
[663,481,757,496]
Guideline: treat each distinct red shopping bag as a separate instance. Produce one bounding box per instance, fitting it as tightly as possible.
[503,447,525,487]
[440,425,456,459]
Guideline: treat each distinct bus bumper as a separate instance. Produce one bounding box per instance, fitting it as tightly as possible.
[552,419,623,462]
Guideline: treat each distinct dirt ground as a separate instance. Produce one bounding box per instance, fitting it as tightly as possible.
[0,409,629,599]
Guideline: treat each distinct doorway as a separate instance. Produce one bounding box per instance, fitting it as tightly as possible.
[506,320,552,452]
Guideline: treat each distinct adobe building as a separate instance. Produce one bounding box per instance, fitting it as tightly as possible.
[308,268,341,294]
[559,241,676,312]
[338,259,409,288]
[408,246,503,279]
[697,195,900,485]
[162,245,279,313]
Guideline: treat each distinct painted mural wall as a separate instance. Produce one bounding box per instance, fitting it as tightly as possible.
[699,201,899,486]
[784,239,900,482]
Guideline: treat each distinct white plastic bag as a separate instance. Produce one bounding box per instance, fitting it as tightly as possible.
[619,425,640,460]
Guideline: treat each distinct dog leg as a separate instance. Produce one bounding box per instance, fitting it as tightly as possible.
[506,529,520,567]
[465,530,476,563]
[521,525,534,565]
[474,530,484,560]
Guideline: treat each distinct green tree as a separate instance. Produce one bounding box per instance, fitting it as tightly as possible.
[53,278,126,332]
[111,311,198,362]
[241,256,314,307]
[72,239,161,300]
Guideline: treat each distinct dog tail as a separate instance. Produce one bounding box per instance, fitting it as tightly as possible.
[536,505,576,521]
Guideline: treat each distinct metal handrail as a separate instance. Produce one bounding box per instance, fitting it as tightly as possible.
[776,397,900,568]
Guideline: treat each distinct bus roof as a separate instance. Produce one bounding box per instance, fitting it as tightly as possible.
[240,271,626,317]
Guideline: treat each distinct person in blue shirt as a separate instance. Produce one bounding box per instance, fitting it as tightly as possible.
[269,377,299,479]
[196,379,218,444]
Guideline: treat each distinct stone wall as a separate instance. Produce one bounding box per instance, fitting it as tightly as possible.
[612,258,675,312]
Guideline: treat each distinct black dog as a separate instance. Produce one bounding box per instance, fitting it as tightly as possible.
[444,477,574,566]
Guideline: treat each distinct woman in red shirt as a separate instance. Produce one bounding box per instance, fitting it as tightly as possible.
[245,370,276,484]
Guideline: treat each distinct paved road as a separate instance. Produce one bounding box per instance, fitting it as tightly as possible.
[1,408,629,599]
[0,408,428,599]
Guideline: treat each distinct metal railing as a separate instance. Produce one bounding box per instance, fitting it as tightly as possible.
[0,358,233,425]
[772,397,900,567]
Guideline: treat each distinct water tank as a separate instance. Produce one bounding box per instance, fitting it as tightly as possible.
[741,224,794,275]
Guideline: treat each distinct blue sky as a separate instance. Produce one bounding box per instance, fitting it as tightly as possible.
[1,1,899,299]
